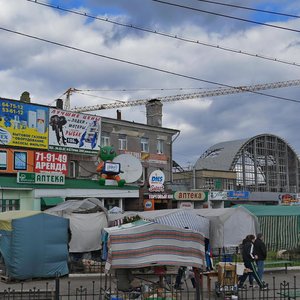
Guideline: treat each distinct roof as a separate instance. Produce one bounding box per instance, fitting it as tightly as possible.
[46,197,108,215]
[0,211,41,231]
[194,138,248,171]
[240,204,300,216]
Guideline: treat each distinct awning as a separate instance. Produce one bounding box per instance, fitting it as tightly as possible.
[41,197,64,207]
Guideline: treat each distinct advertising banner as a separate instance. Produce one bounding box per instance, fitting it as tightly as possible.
[227,190,250,199]
[0,98,48,149]
[34,151,68,175]
[48,108,101,154]
[210,191,228,201]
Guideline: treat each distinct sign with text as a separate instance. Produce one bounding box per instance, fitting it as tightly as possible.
[0,98,48,149]
[210,191,228,201]
[148,170,165,192]
[174,191,206,201]
[34,151,68,175]
[227,190,250,199]
[17,172,65,185]
[48,108,101,154]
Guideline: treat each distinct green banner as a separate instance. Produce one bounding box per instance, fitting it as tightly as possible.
[17,172,65,185]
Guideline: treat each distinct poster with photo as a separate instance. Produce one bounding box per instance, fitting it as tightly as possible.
[48,108,101,154]
[0,98,48,149]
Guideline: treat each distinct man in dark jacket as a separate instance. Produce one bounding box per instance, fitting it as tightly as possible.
[238,235,267,290]
[254,233,267,280]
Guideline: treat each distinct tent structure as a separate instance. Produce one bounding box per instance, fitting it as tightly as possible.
[46,198,108,253]
[239,205,300,251]
[108,208,210,238]
[103,220,206,270]
[194,206,259,249]
[0,211,69,280]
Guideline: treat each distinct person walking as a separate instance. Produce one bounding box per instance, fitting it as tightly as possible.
[254,233,267,281]
[238,234,267,290]
[240,235,254,287]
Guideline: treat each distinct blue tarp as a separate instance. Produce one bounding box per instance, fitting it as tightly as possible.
[0,211,69,280]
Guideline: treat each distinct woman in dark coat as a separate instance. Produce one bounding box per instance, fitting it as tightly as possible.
[238,235,267,290]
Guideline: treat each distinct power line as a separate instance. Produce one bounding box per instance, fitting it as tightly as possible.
[152,0,300,33]
[193,0,300,19]
[1,26,299,104]
[26,0,300,68]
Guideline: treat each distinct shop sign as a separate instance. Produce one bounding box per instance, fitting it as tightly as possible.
[280,193,299,205]
[48,108,101,155]
[173,191,206,201]
[227,190,250,199]
[0,99,48,150]
[179,202,194,209]
[34,151,68,175]
[17,172,65,185]
[148,193,173,199]
[144,199,154,211]
[210,191,228,201]
[148,170,165,192]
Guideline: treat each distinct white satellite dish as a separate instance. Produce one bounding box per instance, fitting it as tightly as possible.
[113,154,143,183]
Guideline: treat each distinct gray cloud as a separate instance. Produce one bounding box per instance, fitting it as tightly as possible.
[1,0,300,167]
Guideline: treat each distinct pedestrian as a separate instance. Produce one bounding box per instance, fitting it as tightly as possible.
[174,266,196,290]
[238,234,267,290]
[240,235,254,287]
[254,233,267,281]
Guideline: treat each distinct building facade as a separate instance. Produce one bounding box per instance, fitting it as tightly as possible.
[173,134,300,207]
[0,97,179,212]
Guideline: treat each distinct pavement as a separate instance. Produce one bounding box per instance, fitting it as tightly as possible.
[0,267,299,299]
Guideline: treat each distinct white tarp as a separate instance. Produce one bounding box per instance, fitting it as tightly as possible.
[67,212,107,252]
[46,198,108,252]
[194,206,259,248]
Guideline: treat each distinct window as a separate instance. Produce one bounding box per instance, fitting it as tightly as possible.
[118,134,127,150]
[0,199,20,212]
[141,137,149,153]
[69,160,77,178]
[157,139,164,154]
[0,150,7,170]
[14,152,27,170]
[101,131,110,147]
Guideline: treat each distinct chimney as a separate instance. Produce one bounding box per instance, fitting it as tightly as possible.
[56,99,63,109]
[117,110,122,120]
[146,99,162,127]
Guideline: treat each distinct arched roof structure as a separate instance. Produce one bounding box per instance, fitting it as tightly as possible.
[195,133,300,193]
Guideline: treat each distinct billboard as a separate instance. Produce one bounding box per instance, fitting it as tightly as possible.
[0,98,48,149]
[48,108,101,154]
[34,151,68,175]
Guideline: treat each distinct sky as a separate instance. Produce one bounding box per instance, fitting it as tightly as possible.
[1,0,300,168]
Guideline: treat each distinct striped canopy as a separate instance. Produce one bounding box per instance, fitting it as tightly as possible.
[240,205,300,251]
[104,220,205,270]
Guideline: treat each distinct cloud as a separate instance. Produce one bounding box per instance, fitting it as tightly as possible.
[1,0,300,166]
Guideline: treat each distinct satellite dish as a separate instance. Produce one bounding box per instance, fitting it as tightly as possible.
[113,154,143,183]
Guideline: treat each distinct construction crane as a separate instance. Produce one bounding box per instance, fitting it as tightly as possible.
[65,79,300,113]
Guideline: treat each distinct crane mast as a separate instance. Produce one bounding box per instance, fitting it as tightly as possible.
[69,79,300,113]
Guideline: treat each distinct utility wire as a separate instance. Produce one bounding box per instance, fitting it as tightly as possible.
[193,0,300,19]
[25,0,300,68]
[153,0,300,33]
[1,26,300,104]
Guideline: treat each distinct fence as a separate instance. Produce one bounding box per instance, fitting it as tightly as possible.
[0,271,299,300]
